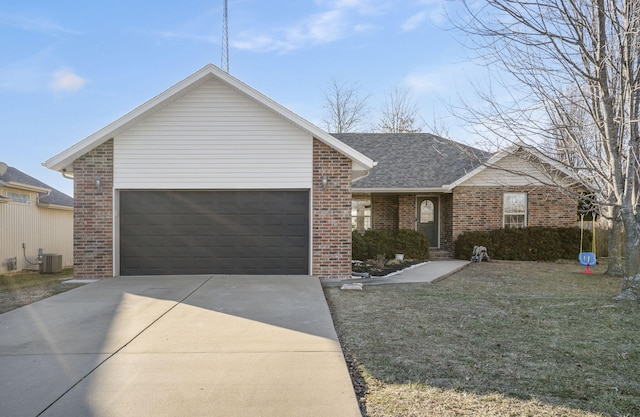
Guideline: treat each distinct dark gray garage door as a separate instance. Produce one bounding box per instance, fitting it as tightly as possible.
[120,190,309,275]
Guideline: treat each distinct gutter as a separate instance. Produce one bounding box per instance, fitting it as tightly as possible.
[351,187,454,194]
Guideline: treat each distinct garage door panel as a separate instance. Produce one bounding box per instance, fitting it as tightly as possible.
[120,190,309,275]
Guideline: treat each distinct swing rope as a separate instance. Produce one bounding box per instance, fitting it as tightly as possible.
[580,214,584,252]
[579,214,597,255]
[591,219,596,255]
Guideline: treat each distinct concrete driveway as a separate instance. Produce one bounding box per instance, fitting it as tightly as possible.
[0,275,361,417]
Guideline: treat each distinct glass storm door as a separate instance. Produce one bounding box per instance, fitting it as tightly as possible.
[417,197,439,247]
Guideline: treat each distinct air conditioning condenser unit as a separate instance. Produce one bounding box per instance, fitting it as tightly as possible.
[40,254,62,274]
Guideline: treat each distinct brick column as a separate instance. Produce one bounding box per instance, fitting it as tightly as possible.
[73,139,114,278]
[440,193,454,251]
[371,194,398,233]
[398,194,416,230]
[312,139,352,278]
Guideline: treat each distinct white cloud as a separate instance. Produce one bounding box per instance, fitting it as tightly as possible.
[402,11,429,31]
[0,12,79,35]
[234,9,349,52]
[49,68,87,93]
[233,0,391,53]
[404,0,449,28]
[402,63,474,94]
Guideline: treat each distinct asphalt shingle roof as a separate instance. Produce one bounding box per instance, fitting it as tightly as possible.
[332,133,491,189]
[0,165,73,207]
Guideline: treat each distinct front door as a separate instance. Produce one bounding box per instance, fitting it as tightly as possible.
[417,197,439,247]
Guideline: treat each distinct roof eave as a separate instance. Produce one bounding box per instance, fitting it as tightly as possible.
[352,187,452,194]
[6,181,51,193]
[36,202,73,211]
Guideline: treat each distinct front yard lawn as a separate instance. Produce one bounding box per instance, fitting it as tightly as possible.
[325,261,640,417]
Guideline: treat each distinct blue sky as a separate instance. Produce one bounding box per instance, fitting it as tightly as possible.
[1,0,483,197]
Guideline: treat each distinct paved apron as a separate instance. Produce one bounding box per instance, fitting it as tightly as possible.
[0,275,361,417]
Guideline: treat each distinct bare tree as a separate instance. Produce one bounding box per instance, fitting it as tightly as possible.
[546,90,626,276]
[377,86,422,133]
[321,78,369,133]
[454,0,640,300]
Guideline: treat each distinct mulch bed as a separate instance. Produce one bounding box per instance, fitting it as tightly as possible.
[352,259,425,277]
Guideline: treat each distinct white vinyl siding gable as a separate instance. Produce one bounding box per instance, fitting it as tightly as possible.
[114,79,312,189]
[459,154,552,187]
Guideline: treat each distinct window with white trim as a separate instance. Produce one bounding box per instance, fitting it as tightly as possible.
[503,193,526,228]
[351,198,372,233]
[7,192,30,204]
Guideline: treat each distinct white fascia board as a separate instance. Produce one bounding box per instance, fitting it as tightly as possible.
[36,202,73,211]
[43,64,375,173]
[6,182,50,193]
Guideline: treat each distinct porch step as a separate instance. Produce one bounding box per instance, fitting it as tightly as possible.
[430,249,453,259]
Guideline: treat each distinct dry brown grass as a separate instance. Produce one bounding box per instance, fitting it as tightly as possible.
[0,268,81,313]
[325,261,640,417]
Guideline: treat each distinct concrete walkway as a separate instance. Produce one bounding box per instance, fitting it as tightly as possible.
[321,259,470,287]
[0,275,361,417]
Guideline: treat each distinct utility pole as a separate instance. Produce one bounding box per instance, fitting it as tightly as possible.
[221,0,229,72]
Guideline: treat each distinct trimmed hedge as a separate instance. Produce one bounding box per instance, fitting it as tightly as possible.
[395,229,431,260]
[352,229,430,261]
[453,227,591,261]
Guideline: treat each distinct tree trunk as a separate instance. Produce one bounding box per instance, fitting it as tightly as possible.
[606,206,625,276]
[616,211,640,301]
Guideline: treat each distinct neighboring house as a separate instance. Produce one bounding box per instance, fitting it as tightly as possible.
[335,133,578,257]
[0,162,73,274]
[44,64,375,279]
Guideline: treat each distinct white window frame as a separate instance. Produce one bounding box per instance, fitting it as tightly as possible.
[351,198,372,233]
[503,192,527,228]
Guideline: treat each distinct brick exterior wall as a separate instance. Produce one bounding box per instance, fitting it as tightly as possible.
[452,185,577,240]
[73,139,114,279]
[312,139,353,278]
[371,194,398,233]
[398,194,416,230]
[440,193,453,251]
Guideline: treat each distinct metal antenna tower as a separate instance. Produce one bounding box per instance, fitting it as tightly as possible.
[221,0,229,72]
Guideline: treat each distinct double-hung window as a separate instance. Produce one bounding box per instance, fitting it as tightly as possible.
[503,193,527,228]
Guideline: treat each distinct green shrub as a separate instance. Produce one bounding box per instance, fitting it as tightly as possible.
[352,230,367,261]
[394,229,430,260]
[352,229,430,261]
[453,227,589,261]
[363,230,395,259]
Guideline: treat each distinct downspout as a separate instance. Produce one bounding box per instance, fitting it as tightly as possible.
[36,191,51,208]
[352,170,371,183]
[61,168,74,180]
